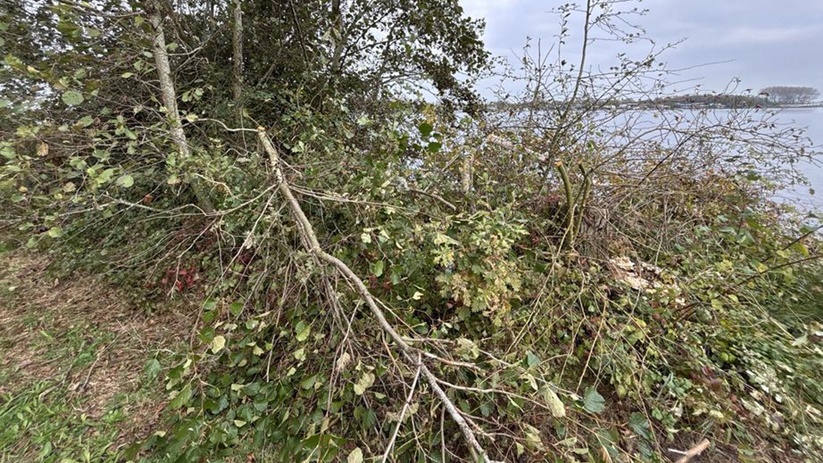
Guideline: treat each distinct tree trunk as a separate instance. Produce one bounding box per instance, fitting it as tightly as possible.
[329,0,344,75]
[461,151,473,193]
[149,5,214,213]
[232,0,243,111]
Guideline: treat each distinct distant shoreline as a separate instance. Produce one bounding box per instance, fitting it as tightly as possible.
[486,99,823,111]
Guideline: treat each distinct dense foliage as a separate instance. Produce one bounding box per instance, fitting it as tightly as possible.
[1,1,822,463]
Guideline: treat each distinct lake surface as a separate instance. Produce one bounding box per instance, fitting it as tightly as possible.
[769,107,823,210]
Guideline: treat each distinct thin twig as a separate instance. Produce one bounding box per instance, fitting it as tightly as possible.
[381,355,422,463]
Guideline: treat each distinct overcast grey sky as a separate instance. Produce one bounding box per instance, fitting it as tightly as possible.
[461,0,823,96]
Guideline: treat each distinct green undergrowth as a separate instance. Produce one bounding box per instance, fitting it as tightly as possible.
[1,4,821,459]
[114,185,823,463]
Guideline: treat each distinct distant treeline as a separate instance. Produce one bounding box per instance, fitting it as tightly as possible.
[487,91,821,112]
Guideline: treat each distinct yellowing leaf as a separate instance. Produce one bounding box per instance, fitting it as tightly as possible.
[523,423,544,450]
[211,335,226,353]
[371,260,384,277]
[347,448,363,463]
[353,372,375,395]
[37,142,49,157]
[336,352,352,372]
[544,387,566,418]
[61,90,84,106]
[117,175,134,188]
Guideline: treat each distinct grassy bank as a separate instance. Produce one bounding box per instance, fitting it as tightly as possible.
[0,246,196,463]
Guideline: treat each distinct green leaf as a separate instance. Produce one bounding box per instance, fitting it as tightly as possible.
[169,384,192,410]
[229,301,243,317]
[583,387,606,413]
[39,441,53,459]
[629,412,651,439]
[76,115,94,127]
[97,168,115,184]
[418,122,433,137]
[0,145,15,159]
[301,374,317,390]
[295,321,311,342]
[347,448,363,463]
[371,260,384,277]
[211,335,226,353]
[61,90,84,106]
[427,141,442,152]
[116,175,134,188]
[143,358,162,380]
[47,227,63,238]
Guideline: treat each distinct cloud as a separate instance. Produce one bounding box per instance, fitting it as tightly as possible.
[718,26,819,45]
[461,0,517,19]
[460,0,823,93]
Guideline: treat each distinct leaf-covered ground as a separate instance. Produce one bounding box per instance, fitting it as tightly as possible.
[0,245,196,463]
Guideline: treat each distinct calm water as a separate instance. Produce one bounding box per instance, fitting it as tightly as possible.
[770,108,823,210]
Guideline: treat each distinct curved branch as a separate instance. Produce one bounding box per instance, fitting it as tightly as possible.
[256,127,501,463]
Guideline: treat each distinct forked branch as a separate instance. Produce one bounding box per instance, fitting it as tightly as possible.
[256,127,501,463]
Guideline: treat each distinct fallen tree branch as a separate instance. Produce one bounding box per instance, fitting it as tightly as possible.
[670,439,710,463]
[256,127,501,463]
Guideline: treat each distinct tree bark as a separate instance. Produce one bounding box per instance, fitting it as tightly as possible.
[149,5,214,213]
[461,151,473,193]
[231,0,243,110]
[329,0,345,75]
